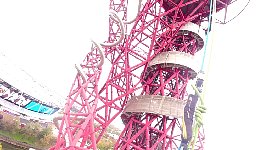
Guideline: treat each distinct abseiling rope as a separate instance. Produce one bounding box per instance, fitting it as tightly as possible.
[189,0,217,149]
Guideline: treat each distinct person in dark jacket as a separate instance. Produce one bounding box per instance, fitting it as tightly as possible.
[180,77,203,150]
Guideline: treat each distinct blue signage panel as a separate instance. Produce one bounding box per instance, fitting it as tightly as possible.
[25,101,59,114]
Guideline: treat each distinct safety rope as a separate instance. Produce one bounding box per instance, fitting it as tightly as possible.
[188,0,217,149]
[179,0,215,148]
[200,0,214,72]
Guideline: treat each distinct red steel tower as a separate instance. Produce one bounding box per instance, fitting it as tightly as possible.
[51,0,236,149]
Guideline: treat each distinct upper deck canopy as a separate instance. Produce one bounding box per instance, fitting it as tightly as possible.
[0,53,63,117]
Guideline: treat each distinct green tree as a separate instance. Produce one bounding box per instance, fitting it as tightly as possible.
[0,112,56,148]
[39,130,56,147]
[96,124,121,150]
[20,122,42,138]
[37,126,52,139]
[36,125,57,148]
[97,137,116,150]
[0,113,20,133]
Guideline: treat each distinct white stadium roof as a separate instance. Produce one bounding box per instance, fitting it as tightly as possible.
[0,52,65,107]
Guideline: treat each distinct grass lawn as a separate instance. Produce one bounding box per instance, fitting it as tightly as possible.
[0,129,37,146]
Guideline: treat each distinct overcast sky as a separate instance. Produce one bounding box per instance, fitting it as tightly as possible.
[0,0,267,149]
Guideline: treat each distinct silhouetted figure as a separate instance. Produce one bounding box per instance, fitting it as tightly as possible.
[180,77,203,150]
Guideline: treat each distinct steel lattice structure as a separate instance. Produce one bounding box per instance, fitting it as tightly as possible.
[51,0,234,149]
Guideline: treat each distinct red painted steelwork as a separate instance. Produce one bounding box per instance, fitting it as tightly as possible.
[51,48,103,150]
[115,0,210,148]
[51,0,233,149]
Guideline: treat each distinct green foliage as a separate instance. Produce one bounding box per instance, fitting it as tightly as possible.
[38,126,52,139]
[0,112,56,149]
[96,124,121,150]
[0,112,20,134]
[97,137,115,150]
[0,112,121,149]
[28,122,42,138]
